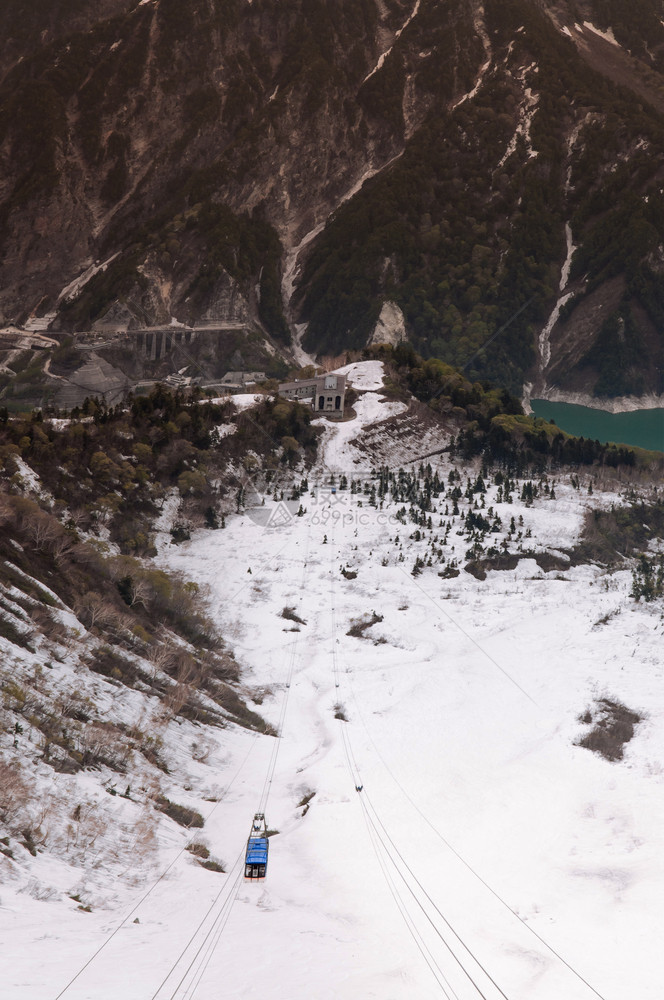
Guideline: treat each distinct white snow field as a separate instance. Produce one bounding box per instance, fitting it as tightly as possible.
[4,363,663,1000]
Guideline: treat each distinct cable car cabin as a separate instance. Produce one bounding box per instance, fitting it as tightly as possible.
[244,813,269,881]
[244,838,268,880]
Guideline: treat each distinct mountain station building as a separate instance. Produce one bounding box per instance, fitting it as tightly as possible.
[278,372,346,414]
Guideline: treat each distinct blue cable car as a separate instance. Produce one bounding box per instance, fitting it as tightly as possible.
[244,813,269,881]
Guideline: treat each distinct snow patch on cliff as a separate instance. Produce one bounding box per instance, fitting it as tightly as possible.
[582,22,620,46]
[363,0,422,84]
[452,3,492,109]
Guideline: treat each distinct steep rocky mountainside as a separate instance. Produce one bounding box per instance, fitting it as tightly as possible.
[1,0,663,399]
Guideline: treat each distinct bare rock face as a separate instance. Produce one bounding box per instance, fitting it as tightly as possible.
[87,268,252,332]
[53,354,130,409]
[188,275,250,329]
[92,300,137,333]
[369,301,407,347]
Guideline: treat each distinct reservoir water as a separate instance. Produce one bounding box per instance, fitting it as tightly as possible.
[530,400,664,453]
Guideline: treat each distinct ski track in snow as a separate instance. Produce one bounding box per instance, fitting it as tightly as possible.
[5,363,664,999]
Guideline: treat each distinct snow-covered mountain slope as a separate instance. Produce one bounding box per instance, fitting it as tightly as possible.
[5,363,663,999]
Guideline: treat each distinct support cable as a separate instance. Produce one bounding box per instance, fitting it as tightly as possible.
[361,776,512,1000]
[340,721,498,1000]
[257,522,312,816]
[169,864,244,1000]
[330,531,490,999]
[399,566,537,706]
[339,474,609,1000]
[53,734,258,1000]
[347,677,609,1000]
[355,769,462,1000]
[148,851,245,1000]
[159,520,313,999]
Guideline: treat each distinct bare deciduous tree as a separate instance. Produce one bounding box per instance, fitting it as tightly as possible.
[50,532,78,565]
[163,654,201,717]
[0,760,31,825]
[126,576,151,609]
[0,494,14,526]
[146,643,176,681]
[76,723,132,772]
[25,511,62,550]
[74,592,122,631]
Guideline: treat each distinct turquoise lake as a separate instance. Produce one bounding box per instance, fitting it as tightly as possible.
[530,400,664,453]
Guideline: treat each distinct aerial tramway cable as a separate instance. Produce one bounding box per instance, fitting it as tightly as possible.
[360,780,512,1000]
[257,521,312,816]
[178,880,241,1000]
[154,520,314,999]
[255,627,300,815]
[53,734,259,1000]
[338,713,501,1000]
[329,527,497,999]
[166,862,245,1000]
[329,560,455,997]
[400,565,538,706]
[347,676,610,1000]
[149,851,245,1000]
[355,770,463,1000]
[397,559,609,1000]
[331,479,609,1000]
